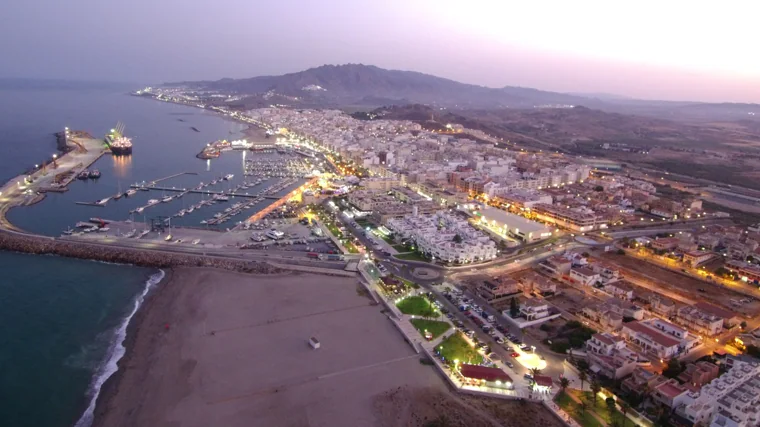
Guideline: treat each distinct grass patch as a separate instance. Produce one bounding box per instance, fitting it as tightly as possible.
[396,296,438,317]
[555,391,604,427]
[396,276,420,289]
[546,320,596,353]
[570,390,626,426]
[395,251,429,262]
[410,319,450,339]
[344,240,359,254]
[392,244,409,252]
[379,234,395,244]
[435,332,483,365]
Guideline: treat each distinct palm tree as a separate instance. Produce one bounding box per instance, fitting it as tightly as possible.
[579,397,588,414]
[578,370,588,392]
[559,377,570,394]
[530,367,543,377]
[606,397,617,417]
[590,379,602,406]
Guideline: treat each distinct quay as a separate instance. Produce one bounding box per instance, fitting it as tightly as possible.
[129,185,281,200]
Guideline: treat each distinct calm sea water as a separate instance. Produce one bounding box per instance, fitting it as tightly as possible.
[0,82,261,427]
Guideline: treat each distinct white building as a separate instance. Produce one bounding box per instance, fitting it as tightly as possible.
[621,319,698,360]
[518,299,550,321]
[680,361,760,427]
[463,205,552,243]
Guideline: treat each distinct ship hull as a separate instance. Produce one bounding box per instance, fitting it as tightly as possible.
[110,146,132,156]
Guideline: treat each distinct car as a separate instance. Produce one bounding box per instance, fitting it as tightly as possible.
[490,353,500,361]
[519,343,529,350]
[488,330,498,337]
[511,352,520,358]
[505,361,514,368]
[523,373,533,380]
[495,337,505,344]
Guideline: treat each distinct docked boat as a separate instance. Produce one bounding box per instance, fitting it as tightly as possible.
[216,195,229,202]
[147,199,160,206]
[192,239,200,245]
[89,169,101,179]
[200,220,207,224]
[137,230,150,239]
[224,174,234,180]
[95,198,110,206]
[187,206,195,213]
[164,234,172,242]
[124,230,136,238]
[78,170,90,180]
[61,227,74,235]
[136,207,144,213]
[162,196,173,203]
[96,227,110,232]
[105,122,133,155]
[126,189,137,197]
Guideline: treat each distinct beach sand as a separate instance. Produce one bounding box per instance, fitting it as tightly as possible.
[91,268,444,427]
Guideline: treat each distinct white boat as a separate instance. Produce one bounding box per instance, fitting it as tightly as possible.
[137,230,150,239]
[224,174,234,180]
[97,227,110,232]
[164,234,172,241]
[214,213,223,218]
[162,196,173,203]
[96,198,110,206]
[187,207,195,213]
[76,221,92,228]
[200,220,207,224]
[124,230,136,238]
[192,239,200,245]
[147,199,160,206]
[136,207,144,213]
[62,227,73,235]
[216,196,229,202]
[126,189,137,196]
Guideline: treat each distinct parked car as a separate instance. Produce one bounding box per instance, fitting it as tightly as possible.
[511,352,520,358]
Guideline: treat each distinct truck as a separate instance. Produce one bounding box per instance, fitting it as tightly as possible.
[306,252,320,259]
[326,254,345,261]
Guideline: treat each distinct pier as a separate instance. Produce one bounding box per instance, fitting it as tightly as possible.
[129,185,278,199]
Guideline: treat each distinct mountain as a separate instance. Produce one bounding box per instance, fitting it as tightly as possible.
[170,64,595,109]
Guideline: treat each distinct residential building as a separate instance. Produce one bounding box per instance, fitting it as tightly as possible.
[582,304,624,330]
[518,272,557,296]
[680,361,760,427]
[652,379,690,409]
[605,280,635,300]
[676,305,724,337]
[677,361,720,392]
[621,320,683,359]
[585,333,640,379]
[569,266,600,287]
[651,237,680,251]
[647,294,677,317]
[518,299,550,321]
[479,278,520,301]
[532,203,604,232]
[622,367,668,395]
[683,250,716,267]
[694,302,740,328]
[539,255,572,276]
[361,177,400,191]
[467,205,553,243]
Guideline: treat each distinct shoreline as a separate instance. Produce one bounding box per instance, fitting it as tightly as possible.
[87,268,174,427]
[74,268,168,427]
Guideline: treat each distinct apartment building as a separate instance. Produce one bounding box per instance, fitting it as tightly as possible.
[569,266,600,287]
[680,361,760,427]
[651,237,680,251]
[622,367,668,396]
[605,280,635,300]
[694,302,740,328]
[539,255,572,276]
[677,361,720,392]
[585,333,640,379]
[676,305,724,337]
[518,299,550,321]
[518,272,557,296]
[361,177,401,191]
[647,293,677,317]
[652,379,690,409]
[621,320,685,359]
[532,203,604,232]
[682,250,715,267]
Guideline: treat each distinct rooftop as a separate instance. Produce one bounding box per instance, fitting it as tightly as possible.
[624,321,681,348]
[459,364,512,383]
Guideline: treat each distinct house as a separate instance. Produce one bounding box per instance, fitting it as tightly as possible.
[677,361,720,392]
[676,305,724,336]
[622,367,667,395]
[651,237,680,251]
[479,278,520,301]
[459,364,513,390]
[682,250,715,267]
[582,304,624,330]
[605,280,635,300]
[569,266,600,287]
[518,272,557,296]
[606,297,645,320]
[594,263,622,283]
[585,333,640,379]
[621,320,682,359]
[694,302,740,328]
[519,299,550,321]
[540,255,572,276]
[647,294,677,317]
[651,379,690,409]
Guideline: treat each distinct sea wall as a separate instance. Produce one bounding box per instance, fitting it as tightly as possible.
[0,232,279,274]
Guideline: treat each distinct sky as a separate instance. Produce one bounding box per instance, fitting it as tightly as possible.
[2,0,758,103]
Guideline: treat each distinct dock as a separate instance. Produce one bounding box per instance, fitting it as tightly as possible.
[129,185,276,199]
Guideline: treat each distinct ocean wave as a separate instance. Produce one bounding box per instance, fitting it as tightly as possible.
[73,269,165,427]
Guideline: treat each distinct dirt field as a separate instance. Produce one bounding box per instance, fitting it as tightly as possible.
[373,386,562,427]
[598,253,760,317]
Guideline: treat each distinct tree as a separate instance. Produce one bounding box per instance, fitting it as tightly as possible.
[559,377,570,394]
[663,359,682,378]
[590,379,602,406]
[579,397,588,414]
[578,370,588,392]
[453,234,463,244]
[606,397,617,416]
[530,367,543,377]
[594,185,604,192]
[616,249,626,255]
[741,321,748,329]
[510,297,520,318]
[582,252,590,258]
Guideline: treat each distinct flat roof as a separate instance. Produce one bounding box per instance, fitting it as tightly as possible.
[477,206,551,235]
[624,322,681,348]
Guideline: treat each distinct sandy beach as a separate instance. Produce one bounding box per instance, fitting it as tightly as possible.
[91,268,444,427]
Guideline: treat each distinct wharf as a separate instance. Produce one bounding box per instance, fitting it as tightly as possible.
[131,185,280,200]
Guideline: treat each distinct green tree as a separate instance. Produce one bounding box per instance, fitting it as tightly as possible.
[616,249,626,255]
[509,297,520,318]
[741,321,748,329]
[530,367,543,377]
[619,400,631,427]
[594,185,604,192]
[606,397,617,416]
[453,234,463,244]
[663,359,683,378]
[590,379,602,406]
[559,377,570,394]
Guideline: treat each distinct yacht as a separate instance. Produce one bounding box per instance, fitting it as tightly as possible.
[136,207,144,213]
[78,170,90,180]
[162,195,173,203]
[137,230,150,239]
[61,227,74,235]
[200,220,207,224]
[124,230,136,238]
[89,169,101,179]
[224,174,234,180]
[187,206,195,213]
[164,234,172,242]
[126,189,137,197]
[192,239,200,245]
[147,199,160,206]
[214,212,223,218]
[216,195,229,202]
[95,198,110,206]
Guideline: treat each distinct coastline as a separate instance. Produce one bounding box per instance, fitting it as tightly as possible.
[88,268,174,427]
[75,268,168,427]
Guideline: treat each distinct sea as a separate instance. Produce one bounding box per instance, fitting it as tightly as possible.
[0,81,276,427]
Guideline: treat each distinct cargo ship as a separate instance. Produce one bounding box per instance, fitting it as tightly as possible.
[105,122,133,155]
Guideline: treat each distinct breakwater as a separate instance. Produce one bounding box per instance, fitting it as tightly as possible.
[0,231,279,274]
